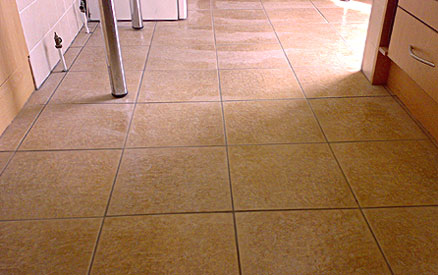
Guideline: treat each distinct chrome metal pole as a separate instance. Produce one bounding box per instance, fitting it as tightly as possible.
[98,0,128,98]
[130,0,144,29]
[57,48,68,72]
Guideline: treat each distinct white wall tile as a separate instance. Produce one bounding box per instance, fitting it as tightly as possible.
[16,0,36,12]
[18,0,83,87]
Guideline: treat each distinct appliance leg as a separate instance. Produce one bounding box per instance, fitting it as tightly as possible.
[98,0,128,98]
[130,0,144,29]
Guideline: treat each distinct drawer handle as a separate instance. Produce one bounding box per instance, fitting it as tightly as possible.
[409,45,435,67]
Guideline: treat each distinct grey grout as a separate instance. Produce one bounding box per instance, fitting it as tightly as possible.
[10,94,395,106]
[0,4,436,274]
[86,22,158,275]
[0,216,103,223]
[0,27,94,179]
[211,6,243,274]
[309,2,395,273]
[0,137,428,154]
[3,204,438,223]
[261,1,395,274]
[387,89,438,150]
[309,1,432,270]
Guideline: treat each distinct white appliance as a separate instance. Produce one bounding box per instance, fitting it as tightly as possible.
[88,0,187,21]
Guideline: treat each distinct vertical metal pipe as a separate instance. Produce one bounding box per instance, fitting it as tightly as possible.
[98,0,128,98]
[82,12,90,33]
[54,32,68,72]
[130,0,144,29]
[57,48,68,72]
[80,0,90,33]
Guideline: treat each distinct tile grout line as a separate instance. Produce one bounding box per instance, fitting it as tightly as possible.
[3,204,438,223]
[308,0,329,23]
[3,138,429,154]
[0,25,95,178]
[310,0,433,147]
[4,94,395,107]
[260,1,395,274]
[387,89,438,149]
[0,6,433,274]
[211,6,243,275]
[86,22,158,275]
[308,0,367,69]
[0,12,434,273]
[307,2,430,271]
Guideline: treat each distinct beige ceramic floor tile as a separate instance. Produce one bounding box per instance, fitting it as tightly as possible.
[188,0,211,10]
[153,25,215,46]
[21,104,133,150]
[285,44,353,67]
[332,22,369,49]
[295,66,388,97]
[229,144,356,210]
[0,219,100,274]
[220,69,303,100]
[310,97,426,141]
[70,46,107,72]
[0,150,120,219]
[71,46,148,72]
[211,0,262,9]
[319,8,371,24]
[147,44,217,70]
[312,0,372,9]
[262,0,314,9]
[71,23,98,47]
[281,34,349,52]
[50,71,142,104]
[271,20,330,33]
[87,22,155,47]
[26,72,65,105]
[365,207,438,275]
[87,22,99,32]
[0,152,11,172]
[108,147,231,215]
[332,140,438,207]
[224,100,324,144]
[266,8,327,28]
[336,50,364,69]
[213,10,277,44]
[53,47,81,72]
[160,10,213,28]
[139,70,220,102]
[91,214,239,274]
[0,105,43,151]
[285,48,339,67]
[217,43,289,69]
[71,32,92,47]
[236,210,391,274]
[127,103,225,147]
[276,23,345,49]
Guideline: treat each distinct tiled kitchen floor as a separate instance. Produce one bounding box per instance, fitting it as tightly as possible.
[1,0,438,274]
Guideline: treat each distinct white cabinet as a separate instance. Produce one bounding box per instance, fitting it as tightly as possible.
[88,0,187,21]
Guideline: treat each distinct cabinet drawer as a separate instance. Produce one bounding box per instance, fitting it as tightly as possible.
[388,8,438,102]
[399,0,438,31]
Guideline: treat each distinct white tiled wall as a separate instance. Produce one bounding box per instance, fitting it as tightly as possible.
[17,0,84,87]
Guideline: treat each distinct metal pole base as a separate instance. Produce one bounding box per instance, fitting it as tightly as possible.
[112,92,128,98]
